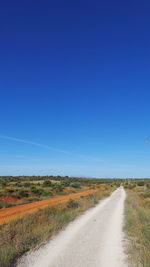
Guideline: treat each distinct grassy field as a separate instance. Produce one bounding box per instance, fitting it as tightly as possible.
[0,176,116,267]
[124,182,150,267]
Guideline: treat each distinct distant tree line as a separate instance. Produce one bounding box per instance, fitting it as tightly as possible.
[0,176,150,186]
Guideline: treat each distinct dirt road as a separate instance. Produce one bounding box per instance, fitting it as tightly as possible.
[17,187,127,267]
[0,188,99,224]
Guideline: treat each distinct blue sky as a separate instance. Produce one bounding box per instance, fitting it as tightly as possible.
[0,0,150,177]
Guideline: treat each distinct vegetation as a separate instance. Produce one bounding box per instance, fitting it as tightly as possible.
[124,183,150,267]
[0,175,120,208]
[0,175,127,185]
[67,199,79,209]
[43,180,52,187]
[1,176,150,266]
[0,186,114,267]
[70,182,81,188]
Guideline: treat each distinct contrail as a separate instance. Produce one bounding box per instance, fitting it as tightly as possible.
[0,135,72,155]
[0,135,103,162]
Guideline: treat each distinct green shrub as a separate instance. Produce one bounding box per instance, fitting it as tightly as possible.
[24,182,31,187]
[53,184,64,192]
[31,187,43,196]
[137,181,144,186]
[43,180,52,187]
[67,199,79,209]
[18,190,29,198]
[60,180,70,187]
[70,182,81,188]
[41,191,52,197]
[1,182,7,187]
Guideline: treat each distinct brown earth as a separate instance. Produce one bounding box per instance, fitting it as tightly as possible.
[0,188,100,225]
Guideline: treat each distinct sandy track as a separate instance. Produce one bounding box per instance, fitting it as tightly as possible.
[0,188,100,224]
[17,187,127,267]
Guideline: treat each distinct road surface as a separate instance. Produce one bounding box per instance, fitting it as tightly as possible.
[17,187,127,267]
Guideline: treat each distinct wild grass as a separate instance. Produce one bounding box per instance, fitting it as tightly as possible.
[0,188,113,267]
[124,188,150,267]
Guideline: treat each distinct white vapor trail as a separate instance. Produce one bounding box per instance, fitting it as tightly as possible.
[0,135,103,163]
[0,135,72,155]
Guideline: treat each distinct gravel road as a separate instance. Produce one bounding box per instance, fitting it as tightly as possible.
[17,187,127,267]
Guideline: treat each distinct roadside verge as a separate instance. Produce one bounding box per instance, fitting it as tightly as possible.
[0,187,114,267]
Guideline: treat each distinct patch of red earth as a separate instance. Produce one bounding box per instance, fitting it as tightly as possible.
[0,196,19,203]
[0,188,100,224]
[63,188,72,193]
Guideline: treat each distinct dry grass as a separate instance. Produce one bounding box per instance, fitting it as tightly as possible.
[0,188,101,225]
[124,188,150,267]
[0,188,113,267]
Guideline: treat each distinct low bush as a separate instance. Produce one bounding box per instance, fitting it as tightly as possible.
[53,184,64,193]
[31,187,43,196]
[43,180,52,187]
[24,182,31,187]
[1,182,7,187]
[70,182,81,188]
[137,181,144,186]
[19,190,29,198]
[67,199,79,209]
[60,180,70,187]
[41,191,52,197]
[124,183,136,189]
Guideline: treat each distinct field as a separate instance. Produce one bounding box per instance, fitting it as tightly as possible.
[124,180,150,267]
[0,176,116,267]
[1,176,150,267]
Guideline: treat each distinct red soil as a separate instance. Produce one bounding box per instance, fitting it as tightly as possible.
[0,196,19,203]
[0,188,100,225]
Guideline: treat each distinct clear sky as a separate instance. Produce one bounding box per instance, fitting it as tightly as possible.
[0,0,150,178]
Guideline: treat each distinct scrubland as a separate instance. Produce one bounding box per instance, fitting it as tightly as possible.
[124,180,150,267]
[0,176,117,209]
[2,175,150,267]
[0,176,116,267]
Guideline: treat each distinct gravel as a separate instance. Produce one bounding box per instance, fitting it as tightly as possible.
[17,187,127,267]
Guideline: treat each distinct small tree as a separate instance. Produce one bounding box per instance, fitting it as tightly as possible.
[43,180,52,187]
[19,190,29,198]
[31,187,43,195]
[70,182,81,188]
